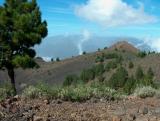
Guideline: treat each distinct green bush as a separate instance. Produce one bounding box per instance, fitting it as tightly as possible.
[51,58,54,62]
[95,56,104,63]
[83,51,86,55]
[108,66,128,89]
[80,68,95,82]
[23,83,61,99]
[115,55,123,63]
[59,85,93,101]
[136,76,154,87]
[0,83,15,101]
[22,86,42,99]
[105,60,118,71]
[97,75,105,82]
[61,84,125,101]
[105,53,119,59]
[135,66,144,80]
[128,61,134,69]
[133,86,156,98]
[104,47,108,49]
[92,63,105,76]
[137,51,147,58]
[123,76,136,94]
[63,74,79,86]
[56,57,60,62]
[147,67,154,79]
[22,82,126,102]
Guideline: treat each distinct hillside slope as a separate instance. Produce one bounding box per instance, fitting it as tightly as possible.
[0,41,160,92]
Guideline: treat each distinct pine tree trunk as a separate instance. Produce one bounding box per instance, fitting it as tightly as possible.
[7,68,17,95]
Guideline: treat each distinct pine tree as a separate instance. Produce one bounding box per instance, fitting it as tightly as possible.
[0,0,48,94]
[109,66,128,89]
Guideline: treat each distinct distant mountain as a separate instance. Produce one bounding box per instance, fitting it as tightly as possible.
[35,35,152,61]
[108,41,139,53]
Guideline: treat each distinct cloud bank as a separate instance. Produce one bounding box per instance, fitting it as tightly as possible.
[75,0,157,27]
[143,37,160,52]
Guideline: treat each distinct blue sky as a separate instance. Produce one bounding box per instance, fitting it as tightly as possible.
[1,0,160,59]
[0,0,160,38]
[38,0,160,38]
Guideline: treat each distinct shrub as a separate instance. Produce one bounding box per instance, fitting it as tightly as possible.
[83,51,86,55]
[133,86,156,98]
[63,74,79,86]
[115,55,123,63]
[92,63,105,76]
[65,85,92,101]
[147,67,154,79]
[0,83,15,101]
[136,76,154,87]
[51,58,54,62]
[22,86,42,99]
[128,61,134,69]
[22,82,126,102]
[135,66,144,80]
[23,83,61,99]
[56,57,60,62]
[105,60,118,71]
[108,66,128,89]
[95,56,104,63]
[138,51,147,58]
[80,68,95,82]
[104,46,108,49]
[97,75,105,82]
[105,53,119,59]
[123,76,136,94]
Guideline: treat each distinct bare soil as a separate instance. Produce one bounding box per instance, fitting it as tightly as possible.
[1,96,160,121]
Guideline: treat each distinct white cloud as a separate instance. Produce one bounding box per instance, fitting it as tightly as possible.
[42,57,52,62]
[75,0,157,27]
[143,37,160,52]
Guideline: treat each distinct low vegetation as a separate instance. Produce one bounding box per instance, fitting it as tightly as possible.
[0,83,15,101]
[133,86,156,98]
[22,82,125,102]
[1,50,160,102]
[128,61,134,69]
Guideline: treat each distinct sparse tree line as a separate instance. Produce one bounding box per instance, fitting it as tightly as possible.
[63,59,155,95]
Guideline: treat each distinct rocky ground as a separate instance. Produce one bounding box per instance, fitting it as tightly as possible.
[0,96,160,121]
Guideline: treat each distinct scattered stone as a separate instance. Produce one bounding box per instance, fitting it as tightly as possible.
[154,107,160,114]
[13,95,20,101]
[44,100,49,105]
[136,116,149,121]
[143,107,148,115]
[114,107,126,116]
[139,106,148,115]
[34,116,43,121]
[24,105,33,112]
[33,105,40,110]
[127,113,136,121]
[0,97,160,121]
[56,99,62,104]
[6,98,12,105]
[149,116,157,121]
[9,104,19,113]
[112,116,122,121]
